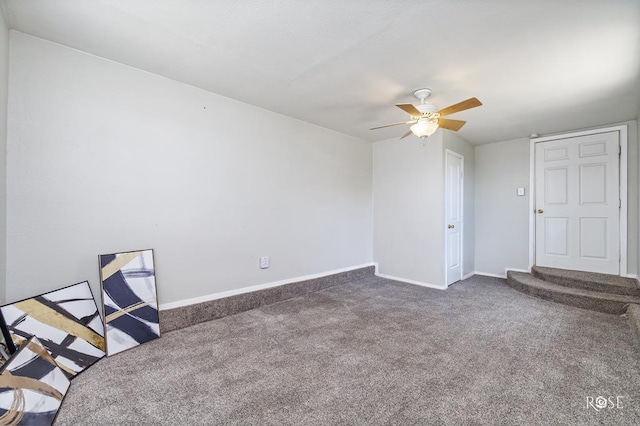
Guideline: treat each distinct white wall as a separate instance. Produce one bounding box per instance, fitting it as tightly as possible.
[475,121,639,277]
[474,138,530,276]
[373,133,445,287]
[6,32,373,305]
[0,12,8,303]
[444,132,475,277]
[627,120,639,277]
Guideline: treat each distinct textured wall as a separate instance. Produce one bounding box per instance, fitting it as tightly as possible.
[0,14,9,303]
[475,121,638,277]
[626,119,639,277]
[6,32,373,304]
[474,138,531,276]
[373,133,445,287]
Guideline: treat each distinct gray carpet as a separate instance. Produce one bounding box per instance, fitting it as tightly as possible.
[55,275,640,425]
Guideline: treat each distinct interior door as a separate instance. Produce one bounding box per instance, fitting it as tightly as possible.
[534,131,619,274]
[445,150,463,285]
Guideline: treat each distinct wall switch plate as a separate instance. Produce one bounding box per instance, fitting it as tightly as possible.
[260,256,269,269]
[517,187,525,196]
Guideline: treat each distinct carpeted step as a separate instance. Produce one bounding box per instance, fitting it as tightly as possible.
[531,266,640,297]
[628,304,640,341]
[506,271,640,315]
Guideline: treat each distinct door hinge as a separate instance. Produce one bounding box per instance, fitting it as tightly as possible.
[619,199,622,208]
[619,145,621,155]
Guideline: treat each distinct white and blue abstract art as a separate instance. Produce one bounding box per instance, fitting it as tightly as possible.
[0,281,105,378]
[99,249,160,356]
[0,336,71,425]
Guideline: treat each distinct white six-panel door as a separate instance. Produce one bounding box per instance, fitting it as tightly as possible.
[445,150,463,285]
[534,131,619,274]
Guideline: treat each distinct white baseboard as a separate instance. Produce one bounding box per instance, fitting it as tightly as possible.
[505,267,530,274]
[159,262,375,311]
[474,271,507,279]
[475,267,530,279]
[374,272,447,290]
[462,271,476,280]
[623,274,639,287]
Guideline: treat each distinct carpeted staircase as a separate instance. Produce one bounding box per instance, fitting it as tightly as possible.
[506,266,640,315]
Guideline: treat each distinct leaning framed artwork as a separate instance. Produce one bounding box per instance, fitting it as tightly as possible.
[99,249,160,356]
[0,336,71,425]
[0,281,106,378]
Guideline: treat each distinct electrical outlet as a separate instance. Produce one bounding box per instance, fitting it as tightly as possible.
[260,256,269,269]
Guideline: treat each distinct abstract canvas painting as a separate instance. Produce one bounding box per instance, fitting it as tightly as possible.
[0,336,70,425]
[99,249,160,356]
[0,281,106,378]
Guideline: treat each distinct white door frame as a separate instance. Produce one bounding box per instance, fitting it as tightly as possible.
[528,125,628,276]
[444,149,464,286]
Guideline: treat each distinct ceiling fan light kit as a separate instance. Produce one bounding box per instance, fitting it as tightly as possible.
[371,88,482,141]
[410,118,438,139]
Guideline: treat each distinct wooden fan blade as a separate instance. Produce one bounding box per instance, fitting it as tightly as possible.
[370,121,412,130]
[400,129,413,139]
[437,97,482,117]
[438,118,466,131]
[396,103,422,116]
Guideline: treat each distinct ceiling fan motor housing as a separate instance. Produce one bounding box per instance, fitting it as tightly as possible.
[416,102,438,115]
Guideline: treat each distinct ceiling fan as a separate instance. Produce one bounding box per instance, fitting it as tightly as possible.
[371,89,482,139]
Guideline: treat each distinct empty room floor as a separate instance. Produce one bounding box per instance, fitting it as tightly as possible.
[56,275,640,425]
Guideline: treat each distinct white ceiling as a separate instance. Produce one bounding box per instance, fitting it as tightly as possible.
[2,0,639,144]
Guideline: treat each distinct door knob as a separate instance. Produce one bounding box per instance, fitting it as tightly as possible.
[536,209,544,214]
[447,224,455,229]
